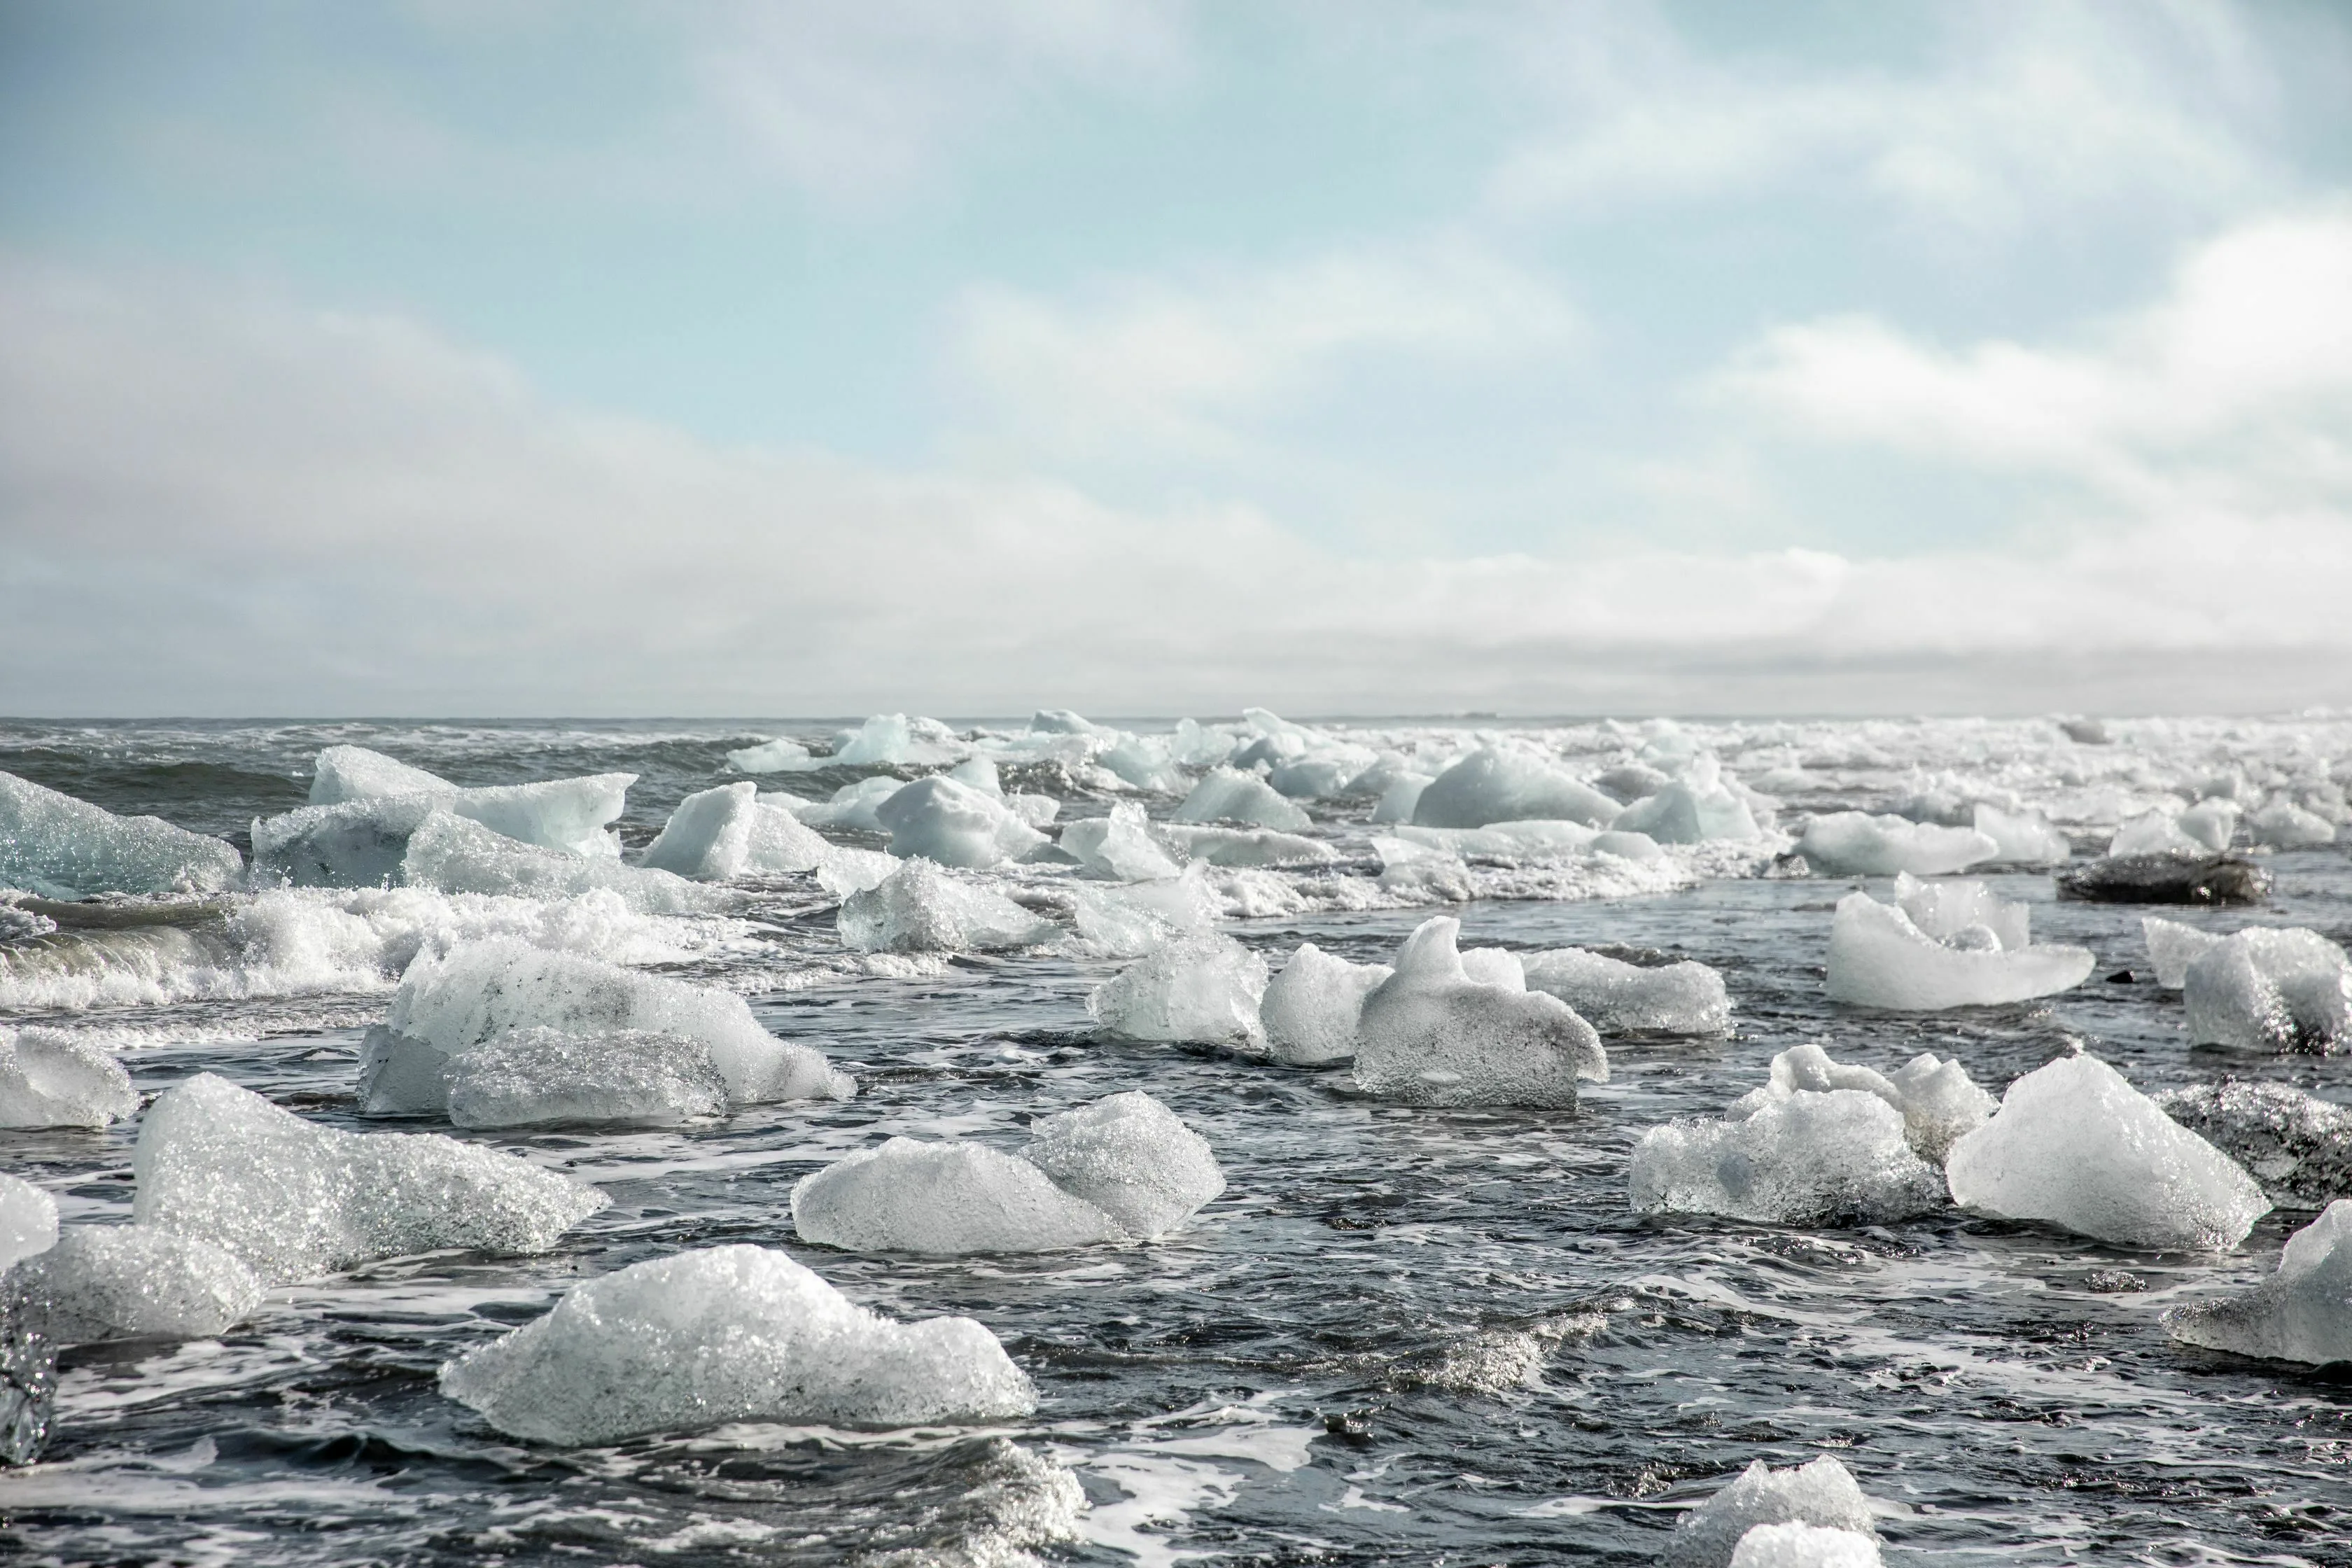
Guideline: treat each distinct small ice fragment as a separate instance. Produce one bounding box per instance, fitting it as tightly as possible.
[1722,1042,1991,1164]
[2248,799,2337,848]
[1089,936,1269,1048]
[444,1028,730,1128]
[4,1226,264,1345]
[0,1027,139,1128]
[2164,1200,2352,1365]
[1058,802,1183,881]
[1155,824,1334,868]
[1825,888,2092,1010]
[1630,1089,1947,1225]
[825,713,966,769]
[794,1138,1126,1254]
[836,858,1058,955]
[1172,768,1312,832]
[1944,1054,2269,1250]
[1352,917,1606,1108]
[0,770,243,899]
[1413,748,1618,830]
[1521,948,1729,1035]
[438,1243,1035,1444]
[1097,734,1188,794]
[1728,1522,1882,1567]
[2154,1080,2352,1208]
[724,736,813,774]
[1259,944,1391,1066]
[1610,756,1761,844]
[1664,1457,1876,1568]
[2141,915,2224,987]
[873,777,1049,869]
[0,1175,58,1271]
[1022,1091,1224,1239]
[2179,799,2239,852]
[1795,811,1994,876]
[1971,803,2071,867]
[642,783,827,880]
[2109,808,2206,858]
[783,776,905,832]
[2179,926,2352,1051]
[402,812,729,916]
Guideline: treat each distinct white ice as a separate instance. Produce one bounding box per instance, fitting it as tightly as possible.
[825,713,967,769]
[1059,802,1184,882]
[0,1026,139,1128]
[308,746,634,858]
[2111,800,2236,858]
[1729,1523,1883,1568]
[1971,803,2072,866]
[1352,917,1607,1109]
[2248,798,2337,848]
[1089,935,1269,1049]
[1391,820,1599,859]
[0,770,242,899]
[1096,734,1189,794]
[442,1028,731,1128]
[874,776,1049,869]
[1610,755,1764,844]
[2164,1200,2352,1365]
[135,1072,609,1284]
[724,736,813,774]
[1825,886,2092,1010]
[438,1242,1035,1443]
[0,1173,57,1271]
[249,796,439,888]
[1664,1457,1876,1568]
[1630,1088,1947,1226]
[1172,769,1313,832]
[641,783,832,881]
[402,811,731,916]
[1156,824,1334,868]
[1944,1053,2270,1250]
[776,776,905,833]
[1795,811,1994,876]
[1521,948,1730,1035]
[1728,1043,1994,1164]
[836,858,1058,955]
[1025,1091,1226,1238]
[1411,747,1618,830]
[2170,925,2352,1051]
[4,1225,265,1345]
[1259,943,1392,1066]
[309,745,454,803]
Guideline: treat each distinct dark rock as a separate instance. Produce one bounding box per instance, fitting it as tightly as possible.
[2106,969,2137,983]
[2057,853,2269,906]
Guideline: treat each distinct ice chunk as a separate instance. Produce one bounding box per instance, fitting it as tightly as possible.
[1522,948,1730,1035]
[1825,889,2092,1010]
[1089,935,1269,1049]
[2164,1200,2352,1365]
[1630,1088,1947,1225]
[0,771,242,899]
[1729,1523,1882,1568]
[438,1243,1035,1444]
[1097,734,1188,794]
[1593,830,1666,862]
[1459,946,1525,988]
[1795,811,1994,876]
[1944,1054,2269,1250]
[1059,803,1182,881]
[382,938,851,1106]
[1172,769,1312,832]
[2141,914,2224,986]
[0,1175,57,1272]
[724,736,813,774]
[782,776,906,832]
[640,783,827,880]
[1891,872,2030,951]
[2057,852,2269,906]
[1352,917,1606,1108]
[1728,1043,1993,1164]
[1260,943,1391,1066]
[1611,757,1762,844]
[4,1226,263,1345]
[1156,824,1334,867]
[2180,927,2352,1052]
[838,858,1058,955]
[1664,1457,1875,1568]
[0,1026,139,1128]
[874,777,1049,869]
[305,748,634,858]
[2249,798,2337,848]
[1371,772,1434,824]
[1412,748,1618,830]
[250,795,438,888]
[813,845,899,897]
[2110,808,2206,858]
[2155,1081,2352,1208]
[1023,1091,1224,1238]
[1392,820,1598,859]
[795,1138,1125,1254]
[442,1028,730,1128]
[401,812,730,916]
[309,744,451,804]
[825,713,965,769]
[134,1073,608,1284]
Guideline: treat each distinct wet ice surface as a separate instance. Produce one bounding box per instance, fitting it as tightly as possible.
[1,719,2351,1565]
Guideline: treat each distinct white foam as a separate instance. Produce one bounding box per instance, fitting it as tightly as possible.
[0,1173,58,1271]
[1089,936,1270,1049]
[0,1026,139,1128]
[836,858,1058,955]
[4,1225,265,1345]
[1796,811,1994,876]
[1521,948,1730,1035]
[1171,769,1312,832]
[1665,1457,1876,1568]
[2164,1200,2352,1365]
[1825,887,2092,1010]
[442,1028,731,1128]
[874,777,1049,869]
[1259,944,1391,1066]
[0,770,241,899]
[1352,917,1607,1108]
[1412,748,1618,830]
[1059,803,1184,881]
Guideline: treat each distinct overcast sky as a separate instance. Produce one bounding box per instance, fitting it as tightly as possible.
[4,0,2350,718]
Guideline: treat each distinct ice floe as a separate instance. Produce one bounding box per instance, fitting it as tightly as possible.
[2154,1081,2352,1208]
[777,776,905,832]
[1089,935,1269,1048]
[874,776,1049,869]
[0,1026,139,1128]
[1730,1043,1994,1164]
[438,1242,1035,1444]
[1259,943,1392,1066]
[1352,917,1606,1108]
[0,1175,57,1271]
[1172,769,1312,832]
[2164,1200,2352,1366]
[1521,947,1730,1035]
[4,1226,264,1345]
[1665,1457,1876,1568]
[1058,802,1184,881]
[1944,1054,2269,1250]
[1825,880,2092,1010]
[836,858,1058,955]
[402,811,731,915]
[0,771,241,899]
[1795,811,1995,876]
[1022,1091,1225,1238]
[1412,747,1618,830]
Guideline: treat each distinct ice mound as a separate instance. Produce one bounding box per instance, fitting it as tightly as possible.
[1156,824,1334,867]
[836,859,1058,955]
[872,777,1049,869]
[1352,917,1607,1108]
[0,1175,57,1271]
[1728,1522,1882,1568]
[1610,756,1763,844]
[1730,1043,1994,1163]
[309,744,451,804]
[1412,747,1618,830]
[2249,798,2337,848]
[1973,804,2071,866]
[2174,925,2352,1051]
[2154,1081,2352,1208]
[1088,935,1269,1049]
[724,736,813,773]
[1096,734,1188,793]
[1172,769,1312,832]
[780,776,905,832]
[0,1026,139,1128]
[1795,811,1994,876]
[443,1028,730,1128]
[1522,948,1730,1035]
[2057,851,2270,906]
[824,712,966,769]
[402,812,730,916]
[135,1072,609,1284]
[308,746,634,857]
[1664,1457,1875,1568]
[1825,886,2092,1010]
[4,1226,264,1345]
[1023,1091,1225,1238]
[1630,1088,1947,1226]
[380,938,851,1107]
[1,771,242,899]
[2164,1200,2352,1365]
[1260,943,1392,1065]
[1945,1054,2269,1250]
[1058,802,1182,881]
[641,783,831,880]
[438,1242,1035,1444]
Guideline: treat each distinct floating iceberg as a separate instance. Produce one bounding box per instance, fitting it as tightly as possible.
[1260,944,1392,1066]
[1630,1086,1947,1226]
[1058,803,1182,881]
[1156,824,1334,868]
[1664,1457,1876,1568]
[135,1073,609,1284]
[873,777,1048,869]
[2155,1080,2352,1208]
[1,771,241,899]
[1412,748,1618,830]
[1611,756,1763,844]
[442,1028,730,1128]
[4,1226,264,1345]
[2164,1200,2352,1365]
[1795,811,1994,876]
[0,1027,139,1128]
[401,812,730,916]
[438,1243,1035,1445]
[1945,1054,2269,1250]
[1973,804,2071,866]
[1825,882,2092,1010]
[1090,935,1268,1048]
[641,783,831,880]
[1352,917,1606,1108]
[0,1175,57,1272]
[378,938,851,1109]
[836,859,1056,955]
[2170,925,2352,1051]
[1728,1043,1994,1164]
[724,736,813,774]
[2249,799,2337,848]
[308,746,634,857]
[1522,948,1729,1035]
[2057,852,2269,906]
[1728,1522,1882,1568]
[1172,769,1312,832]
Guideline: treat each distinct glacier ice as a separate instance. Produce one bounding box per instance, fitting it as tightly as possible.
[1728,1043,1994,1164]
[724,736,813,773]
[0,1026,139,1128]
[2174,925,2352,1051]
[780,776,906,833]
[1665,1457,1875,1568]
[0,1175,57,1272]
[135,1072,610,1284]
[1392,820,1598,859]
[874,777,1049,869]
[824,713,966,769]
[1521,948,1730,1035]
[438,1242,1035,1444]
[1089,935,1269,1049]
[1972,804,2071,866]
[379,938,852,1108]
[2110,808,2208,858]
[1795,811,1995,876]
[1097,734,1189,794]
[309,745,451,804]
[1610,756,1763,844]
[1058,802,1182,881]
[2164,1200,2352,1365]
[1172,769,1313,832]
[2249,798,2337,848]
[308,746,634,858]
[1412,748,1618,830]
[1728,1522,1882,1568]
[402,812,729,915]
[837,858,1058,955]
[1825,886,2092,1010]
[1156,824,1334,868]
[2154,1080,2352,1208]
[1889,872,2029,951]
[1630,1088,1947,1226]
[4,1225,264,1345]
[1259,943,1392,1066]
[1944,1054,2269,1250]
[1022,1091,1224,1239]
[1,771,242,899]
[641,783,831,881]
[2141,914,2222,987]
[1352,917,1607,1109]
[2057,851,2269,906]
[250,796,438,888]
[442,1028,730,1128]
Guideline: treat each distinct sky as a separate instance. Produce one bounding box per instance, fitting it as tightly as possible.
[3,0,2350,718]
